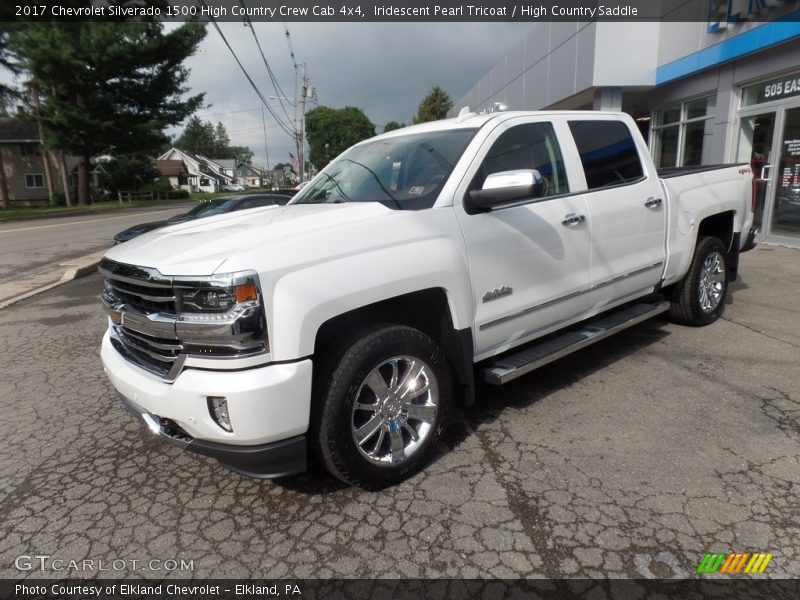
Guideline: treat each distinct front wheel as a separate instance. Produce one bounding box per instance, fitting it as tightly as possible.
[668,236,729,326]
[313,325,452,489]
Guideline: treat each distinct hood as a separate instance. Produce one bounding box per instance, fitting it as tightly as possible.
[103,203,393,275]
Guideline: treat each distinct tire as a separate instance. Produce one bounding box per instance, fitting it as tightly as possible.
[313,325,452,489]
[668,236,729,326]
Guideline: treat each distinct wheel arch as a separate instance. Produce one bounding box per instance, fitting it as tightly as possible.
[696,210,739,281]
[313,288,475,407]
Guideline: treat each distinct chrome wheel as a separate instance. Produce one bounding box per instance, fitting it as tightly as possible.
[350,355,439,467]
[698,250,725,313]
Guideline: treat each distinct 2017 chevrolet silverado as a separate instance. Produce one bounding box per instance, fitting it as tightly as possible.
[100,110,756,488]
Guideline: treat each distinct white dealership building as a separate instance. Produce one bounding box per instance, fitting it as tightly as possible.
[452,5,800,246]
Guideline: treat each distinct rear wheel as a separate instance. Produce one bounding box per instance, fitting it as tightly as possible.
[668,236,729,326]
[314,325,452,489]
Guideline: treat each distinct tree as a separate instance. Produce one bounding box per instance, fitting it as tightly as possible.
[99,154,161,197]
[229,146,254,164]
[213,121,229,156]
[9,21,206,205]
[383,121,405,133]
[305,106,375,170]
[176,117,252,162]
[0,25,19,208]
[175,116,216,156]
[412,86,453,124]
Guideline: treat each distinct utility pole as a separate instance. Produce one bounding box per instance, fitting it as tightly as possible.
[260,105,270,186]
[298,62,308,183]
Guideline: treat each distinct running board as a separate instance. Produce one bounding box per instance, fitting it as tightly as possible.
[482,300,670,385]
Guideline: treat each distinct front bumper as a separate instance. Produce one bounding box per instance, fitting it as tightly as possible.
[101,331,313,477]
[117,392,306,478]
[742,226,758,253]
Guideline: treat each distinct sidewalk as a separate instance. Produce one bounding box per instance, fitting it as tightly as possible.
[0,249,107,309]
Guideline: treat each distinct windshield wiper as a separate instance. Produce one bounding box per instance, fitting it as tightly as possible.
[339,158,402,209]
[422,143,452,171]
[315,172,352,203]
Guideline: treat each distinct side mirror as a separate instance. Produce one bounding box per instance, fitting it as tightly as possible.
[467,169,545,212]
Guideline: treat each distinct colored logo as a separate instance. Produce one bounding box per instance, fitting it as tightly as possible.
[696,552,773,574]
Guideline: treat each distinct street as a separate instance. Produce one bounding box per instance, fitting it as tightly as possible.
[0,245,798,579]
[0,204,195,284]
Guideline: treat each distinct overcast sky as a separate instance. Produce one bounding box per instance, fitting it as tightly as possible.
[179,21,532,168]
[0,22,532,169]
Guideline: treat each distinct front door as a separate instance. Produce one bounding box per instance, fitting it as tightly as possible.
[455,118,593,359]
[771,106,800,240]
[736,111,777,234]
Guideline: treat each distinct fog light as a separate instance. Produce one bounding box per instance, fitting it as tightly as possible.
[207,396,232,432]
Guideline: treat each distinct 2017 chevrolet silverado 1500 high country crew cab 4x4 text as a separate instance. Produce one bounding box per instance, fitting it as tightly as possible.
[100,111,756,488]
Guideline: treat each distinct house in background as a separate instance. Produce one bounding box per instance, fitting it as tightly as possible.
[0,116,77,206]
[157,148,233,192]
[212,159,236,181]
[235,162,265,188]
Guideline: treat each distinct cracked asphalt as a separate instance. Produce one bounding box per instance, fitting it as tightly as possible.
[0,244,798,580]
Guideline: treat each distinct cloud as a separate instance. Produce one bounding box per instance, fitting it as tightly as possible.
[180,21,531,169]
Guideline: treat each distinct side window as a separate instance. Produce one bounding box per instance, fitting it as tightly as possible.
[474,122,568,197]
[568,120,644,189]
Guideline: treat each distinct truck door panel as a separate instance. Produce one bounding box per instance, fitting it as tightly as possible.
[455,119,593,358]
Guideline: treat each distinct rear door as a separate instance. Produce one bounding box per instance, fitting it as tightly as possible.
[454,117,593,359]
[565,117,666,309]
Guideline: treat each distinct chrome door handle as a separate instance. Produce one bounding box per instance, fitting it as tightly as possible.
[644,197,663,209]
[561,213,585,226]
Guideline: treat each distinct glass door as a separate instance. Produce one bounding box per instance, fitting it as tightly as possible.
[771,107,800,239]
[736,112,776,233]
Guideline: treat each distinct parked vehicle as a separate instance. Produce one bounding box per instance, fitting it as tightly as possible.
[100,111,755,488]
[113,193,293,243]
[223,183,246,192]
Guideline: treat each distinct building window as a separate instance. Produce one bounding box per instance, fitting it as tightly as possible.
[25,173,45,188]
[20,143,40,156]
[651,95,716,168]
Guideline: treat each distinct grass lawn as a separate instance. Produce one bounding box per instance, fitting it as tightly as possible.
[0,199,196,222]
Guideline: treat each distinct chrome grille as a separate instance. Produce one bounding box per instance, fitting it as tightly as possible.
[100,258,182,380]
[100,257,269,381]
[106,279,176,314]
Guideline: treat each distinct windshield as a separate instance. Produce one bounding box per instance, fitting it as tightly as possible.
[292,129,476,210]
[184,197,242,218]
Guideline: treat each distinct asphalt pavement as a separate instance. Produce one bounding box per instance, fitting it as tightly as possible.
[0,203,195,285]
[0,245,798,579]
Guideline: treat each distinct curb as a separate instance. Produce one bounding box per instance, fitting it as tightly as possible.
[0,201,197,223]
[0,249,106,310]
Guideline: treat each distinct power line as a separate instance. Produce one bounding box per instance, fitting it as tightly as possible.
[195,0,296,139]
[283,22,299,122]
[238,0,295,126]
[283,22,298,72]
[197,106,262,118]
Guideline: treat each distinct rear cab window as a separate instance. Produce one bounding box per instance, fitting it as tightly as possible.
[567,120,644,190]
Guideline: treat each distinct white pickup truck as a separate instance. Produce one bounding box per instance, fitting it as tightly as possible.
[100,111,756,488]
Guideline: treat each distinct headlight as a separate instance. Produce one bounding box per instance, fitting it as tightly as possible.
[174,271,268,355]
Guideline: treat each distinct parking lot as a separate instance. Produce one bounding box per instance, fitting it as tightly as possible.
[0,244,798,579]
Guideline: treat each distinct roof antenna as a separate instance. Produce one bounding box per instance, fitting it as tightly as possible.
[456,106,477,123]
